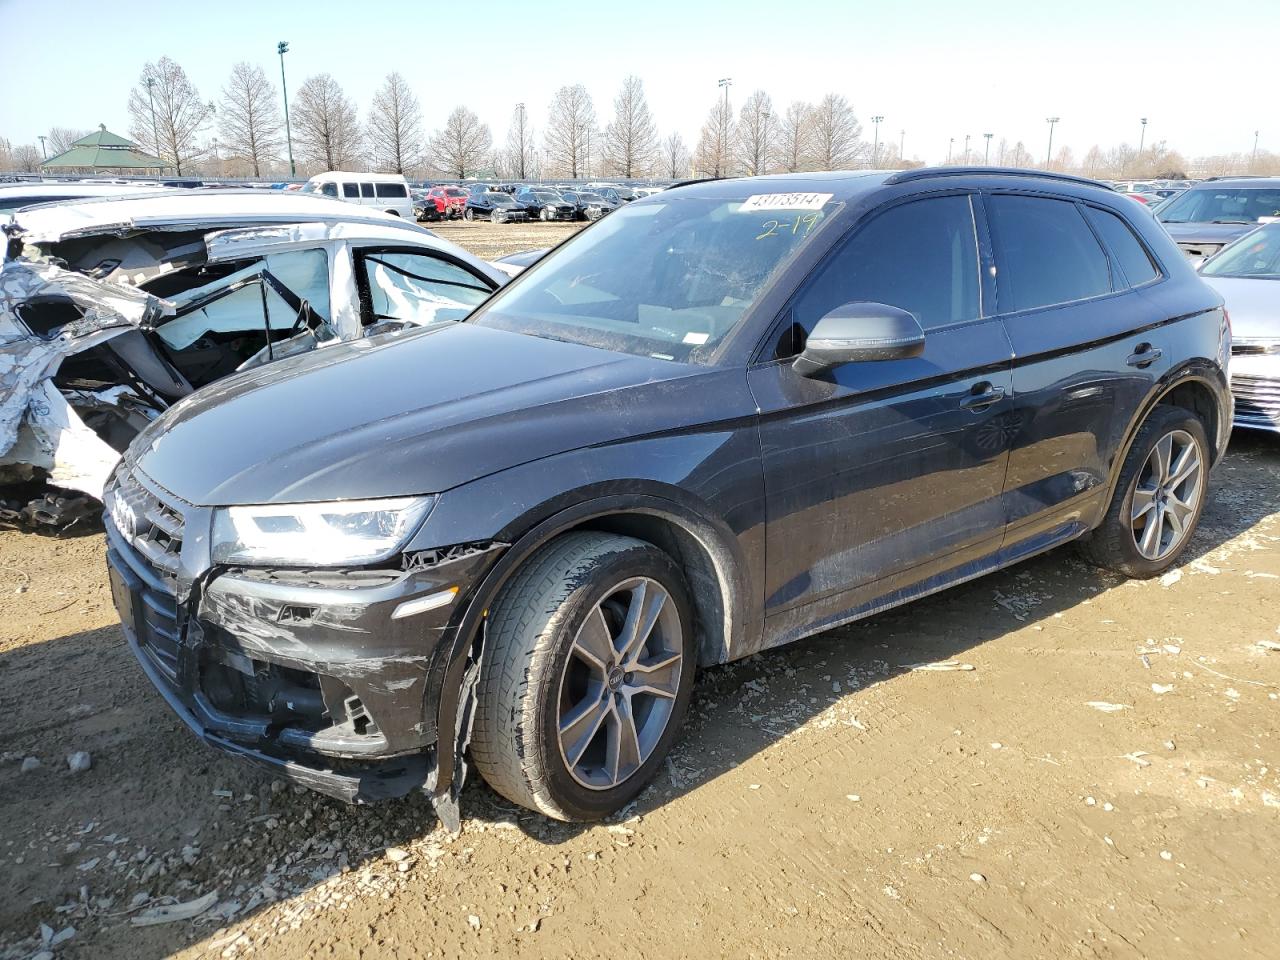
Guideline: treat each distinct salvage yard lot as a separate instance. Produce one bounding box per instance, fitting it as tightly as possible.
[2,220,1279,960]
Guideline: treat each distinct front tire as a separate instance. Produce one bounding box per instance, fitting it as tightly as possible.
[471,532,696,821]
[1079,406,1210,578]
[463,207,474,221]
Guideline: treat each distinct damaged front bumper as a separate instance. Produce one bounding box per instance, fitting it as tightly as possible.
[104,466,503,818]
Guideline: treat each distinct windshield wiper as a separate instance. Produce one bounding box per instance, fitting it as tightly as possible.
[1211,219,1252,225]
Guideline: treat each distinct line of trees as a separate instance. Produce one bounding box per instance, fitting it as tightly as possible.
[4,52,1279,180]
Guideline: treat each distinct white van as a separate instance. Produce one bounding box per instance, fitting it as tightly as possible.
[302,172,414,219]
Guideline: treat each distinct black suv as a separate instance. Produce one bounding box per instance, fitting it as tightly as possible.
[106,169,1231,826]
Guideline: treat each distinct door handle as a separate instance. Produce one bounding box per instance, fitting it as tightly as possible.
[959,382,1006,411]
[1126,344,1163,368]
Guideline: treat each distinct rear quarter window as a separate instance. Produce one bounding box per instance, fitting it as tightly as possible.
[1085,206,1160,287]
[988,195,1112,312]
[375,183,408,198]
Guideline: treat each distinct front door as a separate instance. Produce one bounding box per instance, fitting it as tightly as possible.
[748,192,1016,644]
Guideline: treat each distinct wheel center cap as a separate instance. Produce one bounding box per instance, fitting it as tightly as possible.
[607,668,624,690]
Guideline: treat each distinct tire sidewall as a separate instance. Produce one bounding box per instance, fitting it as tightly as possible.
[529,544,696,821]
[1113,410,1210,576]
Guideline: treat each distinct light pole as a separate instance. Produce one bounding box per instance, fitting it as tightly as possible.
[1252,130,1260,170]
[870,115,883,167]
[1138,117,1148,156]
[1045,117,1060,167]
[899,129,905,161]
[516,102,527,179]
[983,132,993,164]
[718,78,732,176]
[37,135,47,160]
[277,41,295,177]
[946,137,954,164]
[145,75,161,168]
[963,134,970,163]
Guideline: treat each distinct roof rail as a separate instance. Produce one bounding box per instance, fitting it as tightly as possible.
[1203,174,1263,181]
[884,166,1106,189]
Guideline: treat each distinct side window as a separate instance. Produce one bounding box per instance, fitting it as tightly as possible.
[319,182,338,198]
[988,195,1111,312]
[359,251,494,325]
[790,194,981,339]
[341,182,359,198]
[360,182,377,198]
[1084,206,1160,287]
[375,182,408,198]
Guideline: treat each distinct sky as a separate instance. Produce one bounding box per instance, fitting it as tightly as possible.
[0,0,1273,166]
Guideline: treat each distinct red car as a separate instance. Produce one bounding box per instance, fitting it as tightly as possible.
[417,186,468,221]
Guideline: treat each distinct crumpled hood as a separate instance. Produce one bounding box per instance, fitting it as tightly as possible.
[1163,221,1260,246]
[1201,276,1280,341]
[132,322,732,506]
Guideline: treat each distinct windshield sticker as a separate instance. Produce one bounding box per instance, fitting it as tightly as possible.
[683,332,709,345]
[739,192,832,212]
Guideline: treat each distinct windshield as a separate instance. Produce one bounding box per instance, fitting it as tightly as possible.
[531,191,561,202]
[1201,223,1280,279]
[445,188,466,197]
[577,192,606,202]
[613,187,637,200]
[470,195,836,363]
[1159,187,1280,224]
[491,194,515,206]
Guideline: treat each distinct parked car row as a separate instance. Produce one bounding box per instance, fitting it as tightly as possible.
[405,180,665,224]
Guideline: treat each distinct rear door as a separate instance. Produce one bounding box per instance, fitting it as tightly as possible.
[749,192,1016,638]
[988,192,1171,548]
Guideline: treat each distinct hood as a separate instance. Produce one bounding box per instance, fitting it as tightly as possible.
[131,322,737,506]
[1162,221,1260,245]
[1201,276,1280,341]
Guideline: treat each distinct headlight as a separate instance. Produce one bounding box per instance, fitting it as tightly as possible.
[211,496,435,567]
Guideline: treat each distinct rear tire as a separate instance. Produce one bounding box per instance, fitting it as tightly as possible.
[471,532,696,821]
[464,207,474,221]
[1079,406,1210,578]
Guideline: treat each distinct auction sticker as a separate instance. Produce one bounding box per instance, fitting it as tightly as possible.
[738,192,832,211]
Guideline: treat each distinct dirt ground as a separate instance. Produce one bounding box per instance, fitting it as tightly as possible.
[3,220,1280,960]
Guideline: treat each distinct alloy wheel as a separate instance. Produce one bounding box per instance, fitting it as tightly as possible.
[1130,428,1203,561]
[555,577,683,790]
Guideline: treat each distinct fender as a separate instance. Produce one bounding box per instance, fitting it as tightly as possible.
[426,489,754,800]
[1100,358,1231,513]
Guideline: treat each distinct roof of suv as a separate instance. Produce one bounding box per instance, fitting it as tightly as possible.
[657,167,1116,203]
[1190,177,1280,188]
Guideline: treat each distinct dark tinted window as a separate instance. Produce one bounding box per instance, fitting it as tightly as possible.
[319,182,338,198]
[989,195,1111,311]
[791,194,980,333]
[375,182,408,198]
[1085,206,1159,287]
[360,182,377,198]
[341,182,359,198]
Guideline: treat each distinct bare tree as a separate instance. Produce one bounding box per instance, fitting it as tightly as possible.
[292,73,362,171]
[736,90,775,176]
[775,101,812,173]
[504,104,535,180]
[694,97,735,178]
[808,93,862,170]
[661,132,690,180]
[601,75,657,178]
[217,62,282,177]
[1004,141,1035,168]
[11,143,41,173]
[366,72,424,175]
[544,84,595,179]
[127,57,212,174]
[46,127,90,156]
[429,106,492,179]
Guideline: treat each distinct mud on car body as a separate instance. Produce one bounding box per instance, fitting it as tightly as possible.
[107,168,1232,826]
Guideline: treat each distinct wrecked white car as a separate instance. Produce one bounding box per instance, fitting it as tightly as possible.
[0,191,505,526]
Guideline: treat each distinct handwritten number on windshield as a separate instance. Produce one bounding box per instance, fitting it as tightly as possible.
[755,213,821,240]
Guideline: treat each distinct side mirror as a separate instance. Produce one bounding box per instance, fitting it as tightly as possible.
[792,302,926,377]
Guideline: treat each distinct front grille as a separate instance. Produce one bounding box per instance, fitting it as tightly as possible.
[1232,373,1280,427]
[108,470,188,682]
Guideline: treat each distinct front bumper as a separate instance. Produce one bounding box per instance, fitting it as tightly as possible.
[105,468,502,804]
[1231,355,1280,434]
